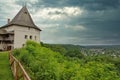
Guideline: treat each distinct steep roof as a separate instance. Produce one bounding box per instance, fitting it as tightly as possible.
[1,6,41,31]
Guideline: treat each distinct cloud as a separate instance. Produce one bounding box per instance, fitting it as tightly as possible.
[33,7,83,20]
[0,0,21,25]
[0,0,120,45]
[38,24,59,30]
[65,25,86,31]
[19,0,120,11]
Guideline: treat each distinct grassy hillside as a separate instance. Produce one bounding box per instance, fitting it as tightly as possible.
[42,43,120,76]
[0,52,13,80]
[12,41,120,80]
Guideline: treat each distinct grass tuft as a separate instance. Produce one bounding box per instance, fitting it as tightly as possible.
[0,52,13,80]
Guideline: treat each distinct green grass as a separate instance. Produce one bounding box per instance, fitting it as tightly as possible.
[0,52,13,80]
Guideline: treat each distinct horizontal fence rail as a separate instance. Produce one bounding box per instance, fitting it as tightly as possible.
[9,52,31,80]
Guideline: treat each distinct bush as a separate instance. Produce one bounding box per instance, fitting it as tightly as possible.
[13,41,120,80]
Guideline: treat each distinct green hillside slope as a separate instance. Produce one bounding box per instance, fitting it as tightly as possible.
[13,41,120,80]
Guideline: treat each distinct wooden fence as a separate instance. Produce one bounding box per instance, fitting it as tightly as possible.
[9,52,31,80]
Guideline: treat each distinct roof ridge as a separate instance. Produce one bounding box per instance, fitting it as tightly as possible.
[0,6,41,31]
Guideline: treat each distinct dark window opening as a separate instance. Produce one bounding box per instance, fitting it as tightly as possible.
[25,35,28,39]
[7,46,11,50]
[24,11,27,14]
[30,35,32,39]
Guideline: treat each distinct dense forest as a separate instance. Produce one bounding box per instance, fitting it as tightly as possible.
[13,41,120,80]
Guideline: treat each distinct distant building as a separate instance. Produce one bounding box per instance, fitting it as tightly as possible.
[0,6,41,51]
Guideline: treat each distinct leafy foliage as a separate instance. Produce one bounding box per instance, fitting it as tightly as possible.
[13,41,120,80]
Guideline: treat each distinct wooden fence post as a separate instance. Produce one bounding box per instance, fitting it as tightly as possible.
[9,52,31,80]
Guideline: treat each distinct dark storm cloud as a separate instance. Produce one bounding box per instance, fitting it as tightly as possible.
[0,0,120,45]
[15,0,120,10]
[79,0,120,10]
[17,0,120,45]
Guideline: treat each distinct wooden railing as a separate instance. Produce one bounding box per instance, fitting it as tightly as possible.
[9,52,31,80]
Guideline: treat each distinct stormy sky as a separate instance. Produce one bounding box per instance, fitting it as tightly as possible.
[0,0,120,45]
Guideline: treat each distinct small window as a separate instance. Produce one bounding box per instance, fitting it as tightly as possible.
[30,35,32,39]
[35,36,37,40]
[25,35,28,39]
[24,11,27,14]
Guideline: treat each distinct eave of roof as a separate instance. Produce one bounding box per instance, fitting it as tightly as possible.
[0,23,42,31]
[0,6,42,31]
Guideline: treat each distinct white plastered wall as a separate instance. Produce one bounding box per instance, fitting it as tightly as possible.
[13,25,40,48]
